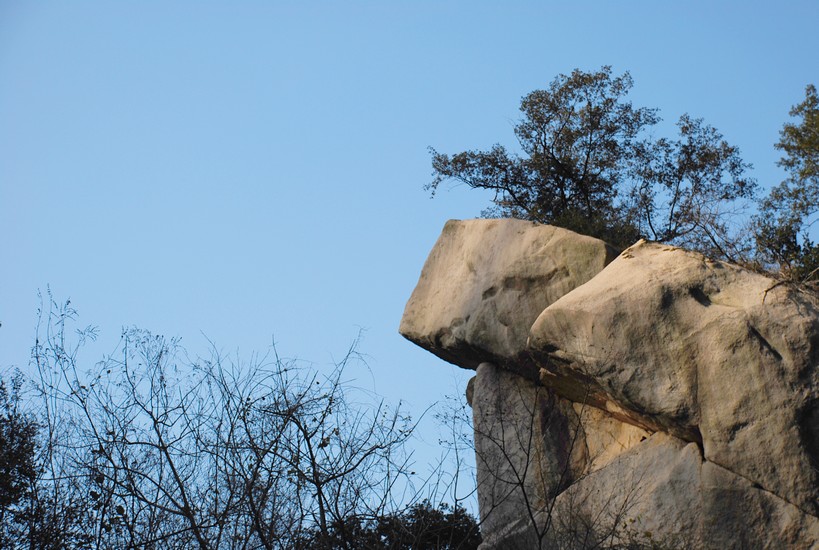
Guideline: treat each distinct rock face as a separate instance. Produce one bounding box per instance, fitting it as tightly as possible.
[399,218,618,370]
[401,220,819,549]
[470,362,650,549]
[550,433,819,549]
[530,240,819,517]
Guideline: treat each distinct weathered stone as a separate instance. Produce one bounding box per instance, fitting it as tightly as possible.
[475,404,819,550]
[401,220,819,548]
[571,401,650,474]
[550,433,703,549]
[470,362,582,549]
[549,433,819,550]
[471,363,650,550]
[529,240,819,515]
[400,219,617,370]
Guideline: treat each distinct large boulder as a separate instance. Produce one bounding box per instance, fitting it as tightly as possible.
[400,219,617,370]
[529,240,819,516]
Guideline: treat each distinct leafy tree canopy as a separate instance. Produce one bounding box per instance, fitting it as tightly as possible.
[755,84,819,281]
[429,66,756,257]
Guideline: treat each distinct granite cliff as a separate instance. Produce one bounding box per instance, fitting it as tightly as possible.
[400,219,819,549]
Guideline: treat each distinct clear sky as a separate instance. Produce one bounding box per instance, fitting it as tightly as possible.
[2,0,818,492]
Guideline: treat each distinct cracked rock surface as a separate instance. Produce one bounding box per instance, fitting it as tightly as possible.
[530,239,819,517]
[401,220,819,549]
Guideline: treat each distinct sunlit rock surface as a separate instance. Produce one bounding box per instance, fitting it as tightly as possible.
[401,220,819,549]
[530,240,819,516]
[399,218,617,370]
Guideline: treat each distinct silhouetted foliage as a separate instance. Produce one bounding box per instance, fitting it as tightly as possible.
[630,114,756,260]
[302,500,481,549]
[0,370,94,549]
[0,373,38,547]
[0,296,481,549]
[0,375,37,511]
[755,84,819,281]
[429,66,756,257]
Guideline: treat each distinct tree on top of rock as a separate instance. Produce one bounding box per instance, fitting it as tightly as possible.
[755,84,819,281]
[428,66,757,258]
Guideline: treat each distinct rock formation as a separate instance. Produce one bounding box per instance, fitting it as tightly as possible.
[399,218,618,371]
[400,219,819,549]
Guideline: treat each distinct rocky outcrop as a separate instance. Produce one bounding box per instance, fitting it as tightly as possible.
[400,220,819,549]
[399,219,618,370]
[530,240,819,517]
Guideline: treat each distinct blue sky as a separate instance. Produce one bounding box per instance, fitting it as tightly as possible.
[2,1,818,489]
